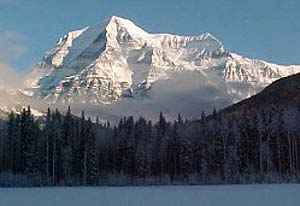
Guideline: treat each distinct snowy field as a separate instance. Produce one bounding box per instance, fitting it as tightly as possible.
[1,184,300,206]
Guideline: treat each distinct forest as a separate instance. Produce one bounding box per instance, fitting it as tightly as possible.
[0,105,300,187]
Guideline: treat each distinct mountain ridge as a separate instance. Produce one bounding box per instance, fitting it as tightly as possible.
[221,73,300,116]
[24,15,300,106]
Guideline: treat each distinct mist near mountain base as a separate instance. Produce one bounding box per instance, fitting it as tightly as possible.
[63,71,234,123]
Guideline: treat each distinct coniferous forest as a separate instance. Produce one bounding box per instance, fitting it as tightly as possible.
[1,105,300,187]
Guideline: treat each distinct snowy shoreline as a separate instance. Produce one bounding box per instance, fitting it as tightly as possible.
[1,184,300,206]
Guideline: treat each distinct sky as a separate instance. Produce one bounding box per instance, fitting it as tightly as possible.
[0,0,300,72]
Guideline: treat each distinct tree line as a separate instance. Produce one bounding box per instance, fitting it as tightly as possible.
[1,105,300,186]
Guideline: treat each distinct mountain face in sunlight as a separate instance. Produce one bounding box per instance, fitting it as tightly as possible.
[1,16,300,121]
[25,16,300,106]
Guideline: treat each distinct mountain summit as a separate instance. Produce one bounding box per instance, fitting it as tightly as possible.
[25,16,300,105]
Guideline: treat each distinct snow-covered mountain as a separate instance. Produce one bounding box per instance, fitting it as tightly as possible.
[0,87,44,119]
[25,16,300,106]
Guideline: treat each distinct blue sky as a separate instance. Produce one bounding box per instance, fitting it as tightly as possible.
[0,0,300,71]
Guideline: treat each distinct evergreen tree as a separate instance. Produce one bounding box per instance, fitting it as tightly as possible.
[62,106,74,184]
[86,118,98,185]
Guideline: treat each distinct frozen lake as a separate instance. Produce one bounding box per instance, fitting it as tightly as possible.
[0,184,300,206]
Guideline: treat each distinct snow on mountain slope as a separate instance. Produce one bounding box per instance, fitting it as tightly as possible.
[0,87,44,119]
[25,16,300,105]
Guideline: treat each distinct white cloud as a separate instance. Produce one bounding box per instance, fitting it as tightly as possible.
[0,31,26,63]
[0,31,26,89]
[0,63,23,87]
[61,71,233,123]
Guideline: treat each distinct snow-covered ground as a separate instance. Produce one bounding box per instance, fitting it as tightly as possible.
[0,184,299,206]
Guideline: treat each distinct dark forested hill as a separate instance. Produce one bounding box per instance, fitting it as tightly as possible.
[222,73,300,115]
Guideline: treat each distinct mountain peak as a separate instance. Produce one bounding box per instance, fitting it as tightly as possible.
[25,16,300,105]
[102,15,149,39]
[106,15,129,23]
[104,15,131,26]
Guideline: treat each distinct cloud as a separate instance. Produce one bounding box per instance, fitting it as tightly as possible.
[0,30,26,89]
[0,31,26,63]
[61,71,234,123]
[0,63,25,88]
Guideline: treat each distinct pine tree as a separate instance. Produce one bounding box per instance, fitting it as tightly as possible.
[61,106,74,184]
[86,118,98,185]
[52,109,62,185]
[239,110,251,181]
[6,112,16,173]
[224,120,239,183]
[42,108,52,182]
[213,123,225,181]
[179,138,194,180]
[72,118,82,181]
